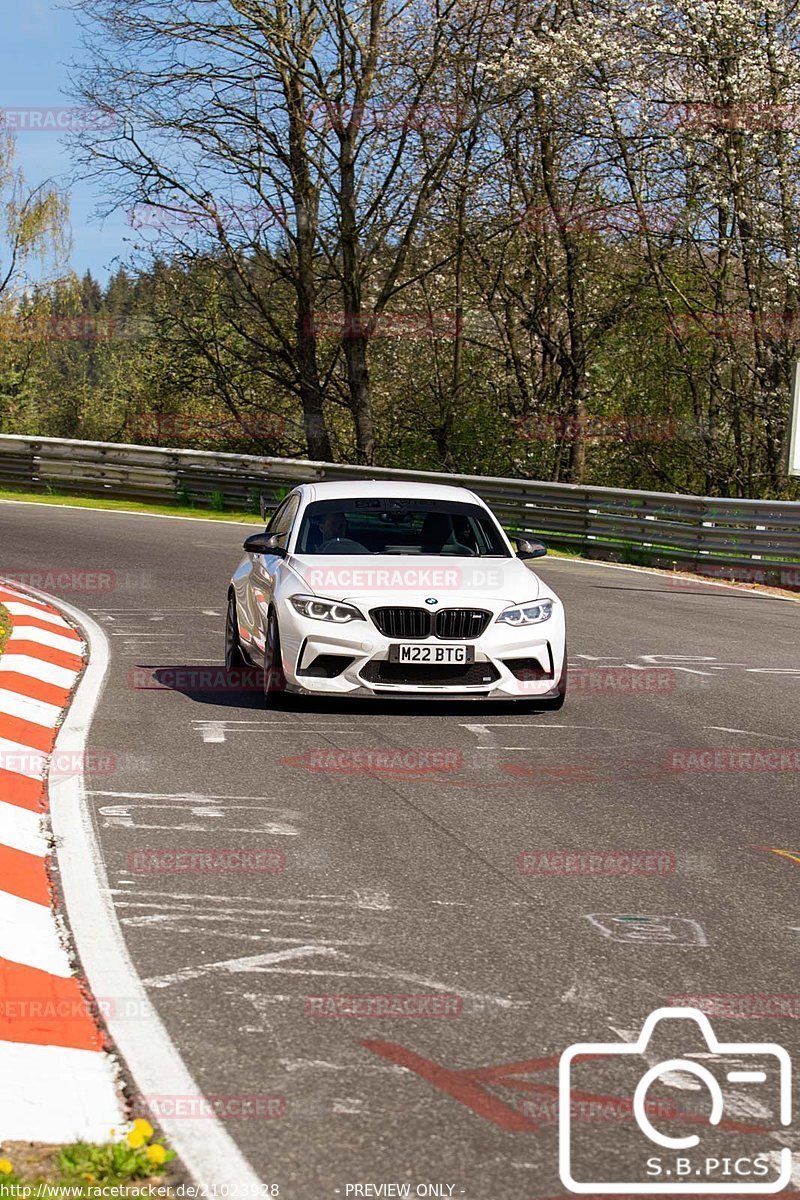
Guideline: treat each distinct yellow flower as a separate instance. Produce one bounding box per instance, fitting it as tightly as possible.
[132,1118,154,1140]
[127,1131,146,1149]
[0,1160,13,1175]
[146,1144,167,1166]
[83,1174,96,1184]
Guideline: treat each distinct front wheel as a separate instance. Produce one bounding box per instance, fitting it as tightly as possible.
[263,608,287,706]
[225,593,247,669]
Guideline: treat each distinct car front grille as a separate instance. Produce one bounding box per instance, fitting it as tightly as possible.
[369,607,492,640]
[360,660,500,688]
[435,609,491,639]
[370,607,431,639]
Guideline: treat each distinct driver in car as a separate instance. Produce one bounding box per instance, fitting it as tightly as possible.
[320,510,347,543]
[316,509,369,553]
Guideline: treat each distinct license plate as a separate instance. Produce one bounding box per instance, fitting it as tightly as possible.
[389,644,473,664]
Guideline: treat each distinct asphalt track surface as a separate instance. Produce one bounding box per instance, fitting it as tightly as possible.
[2,498,800,1198]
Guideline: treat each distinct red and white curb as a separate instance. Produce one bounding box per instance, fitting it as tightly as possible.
[0,578,262,1188]
[0,582,124,1141]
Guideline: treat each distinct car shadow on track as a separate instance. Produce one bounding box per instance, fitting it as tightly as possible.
[139,664,556,719]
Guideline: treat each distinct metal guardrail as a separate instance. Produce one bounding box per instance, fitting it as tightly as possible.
[1,434,798,586]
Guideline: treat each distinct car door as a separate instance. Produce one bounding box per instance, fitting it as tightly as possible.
[242,494,301,658]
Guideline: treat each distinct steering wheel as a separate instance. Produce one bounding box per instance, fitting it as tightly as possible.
[317,537,370,554]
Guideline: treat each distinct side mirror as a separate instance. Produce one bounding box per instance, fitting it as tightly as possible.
[243,532,285,557]
[516,537,547,559]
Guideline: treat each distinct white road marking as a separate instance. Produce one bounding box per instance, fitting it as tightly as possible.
[0,1041,123,1142]
[90,791,301,835]
[92,790,303,810]
[278,1057,405,1075]
[0,800,48,857]
[707,725,799,740]
[0,497,259,527]
[97,804,299,836]
[192,719,360,733]
[110,887,380,908]
[609,1026,701,1090]
[201,722,227,744]
[550,554,797,599]
[144,945,524,1010]
[39,589,264,1191]
[353,890,391,911]
[461,722,629,731]
[587,914,708,946]
[0,891,73,976]
[146,944,334,988]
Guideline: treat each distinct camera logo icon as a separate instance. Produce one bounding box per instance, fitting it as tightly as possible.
[559,1007,792,1193]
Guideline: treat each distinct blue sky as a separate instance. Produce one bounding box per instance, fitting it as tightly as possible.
[2,1,130,283]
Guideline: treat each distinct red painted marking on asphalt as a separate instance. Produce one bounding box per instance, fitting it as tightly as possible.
[0,671,72,708]
[0,957,105,1051]
[10,615,81,641]
[3,640,83,672]
[0,767,46,812]
[0,844,51,906]
[363,1042,772,1135]
[361,1039,539,1131]
[466,1054,561,1081]
[0,712,57,754]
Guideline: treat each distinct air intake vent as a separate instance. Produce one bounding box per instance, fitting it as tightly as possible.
[361,661,500,687]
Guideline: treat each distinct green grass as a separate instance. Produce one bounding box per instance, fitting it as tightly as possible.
[0,1126,175,1195]
[0,604,10,655]
[0,485,263,523]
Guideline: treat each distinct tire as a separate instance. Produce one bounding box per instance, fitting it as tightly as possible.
[225,593,247,669]
[263,607,287,706]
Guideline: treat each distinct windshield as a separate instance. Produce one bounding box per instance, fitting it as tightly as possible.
[294,498,511,557]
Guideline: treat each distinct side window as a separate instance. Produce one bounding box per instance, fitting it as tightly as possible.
[267,495,300,547]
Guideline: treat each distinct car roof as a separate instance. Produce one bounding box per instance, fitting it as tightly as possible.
[296,479,482,504]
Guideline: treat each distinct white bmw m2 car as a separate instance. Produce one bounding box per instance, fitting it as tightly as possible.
[225,481,566,708]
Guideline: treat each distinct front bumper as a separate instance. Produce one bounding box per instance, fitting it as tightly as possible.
[276,602,566,699]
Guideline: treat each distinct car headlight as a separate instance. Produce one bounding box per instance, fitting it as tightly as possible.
[290,594,365,623]
[496,598,554,626]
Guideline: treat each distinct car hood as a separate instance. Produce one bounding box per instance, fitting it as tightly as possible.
[287,554,543,607]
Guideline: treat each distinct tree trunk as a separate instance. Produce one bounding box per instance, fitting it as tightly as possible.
[339,125,375,465]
